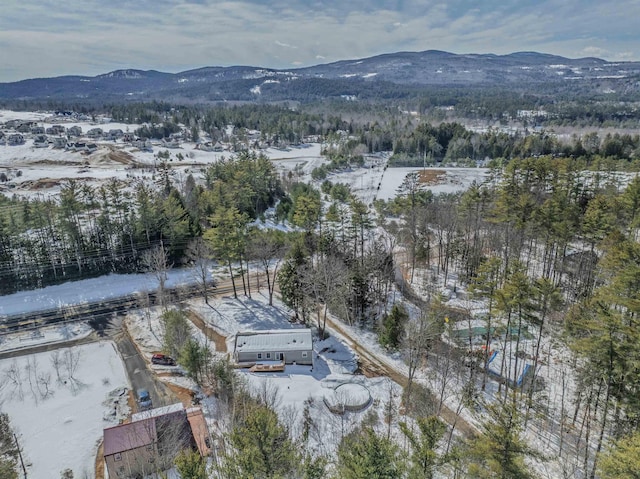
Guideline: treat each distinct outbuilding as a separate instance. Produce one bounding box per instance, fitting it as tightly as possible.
[233,329,313,366]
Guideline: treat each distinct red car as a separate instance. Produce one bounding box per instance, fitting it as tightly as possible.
[151,353,176,366]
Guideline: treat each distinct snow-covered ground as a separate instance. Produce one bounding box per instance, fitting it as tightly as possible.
[0,322,93,353]
[0,266,220,317]
[0,341,129,479]
[375,167,489,201]
[187,291,399,454]
[114,287,401,457]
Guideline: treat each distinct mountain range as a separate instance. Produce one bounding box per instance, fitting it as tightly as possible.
[1,50,639,103]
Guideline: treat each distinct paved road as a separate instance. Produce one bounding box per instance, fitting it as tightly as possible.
[113,327,177,412]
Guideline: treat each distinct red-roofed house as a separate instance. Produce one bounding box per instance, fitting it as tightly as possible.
[103,403,209,478]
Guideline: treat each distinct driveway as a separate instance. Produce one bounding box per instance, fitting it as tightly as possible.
[114,330,177,412]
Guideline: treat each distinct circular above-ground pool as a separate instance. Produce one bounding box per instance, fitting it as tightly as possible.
[323,382,372,414]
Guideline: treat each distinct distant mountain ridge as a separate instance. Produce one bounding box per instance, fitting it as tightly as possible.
[1,50,638,103]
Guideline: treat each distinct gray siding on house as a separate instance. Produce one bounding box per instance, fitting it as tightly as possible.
[235,348,312,365]
[234,329,313,366]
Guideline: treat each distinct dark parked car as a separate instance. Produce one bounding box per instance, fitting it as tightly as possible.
[151,353,176,366]
[137,388,152,410]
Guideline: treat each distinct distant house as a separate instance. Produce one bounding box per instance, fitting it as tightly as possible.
[16,122,34,133]
[197,141,225,152]
[162,138,181,149]
[87,127,103,139]
[31,126,45,135]
[133,138,153,152]
[86,143,98,153]
[52,137,67,149]
[107,129,124,140]
[123,132,135,142]
[103,403,209,479]
[33,134,49,148]
[67,125,83,137]
[67,141,86,151]
[7,134,25,146]
[46,125,66,135]
[233,329,314,366]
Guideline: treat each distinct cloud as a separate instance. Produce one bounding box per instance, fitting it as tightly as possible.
[581,46,610,58]
[275,41,297,49]
[0,0,638,81]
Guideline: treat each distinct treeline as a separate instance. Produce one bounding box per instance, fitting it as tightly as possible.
[388,123,640,165]
[0,152,283,295]
[4,82,640,128]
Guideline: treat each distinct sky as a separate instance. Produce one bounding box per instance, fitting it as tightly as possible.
[1,0,638,82]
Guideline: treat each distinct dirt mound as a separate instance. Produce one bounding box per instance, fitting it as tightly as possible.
[19,176,97,190]
[32,159,82,166]
[418,169,447,185]
[87,147,136,166]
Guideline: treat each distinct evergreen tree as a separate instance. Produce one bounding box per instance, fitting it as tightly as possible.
[399,416,446,479]
[0,413,18,479]
[465,398,540,479]
[161,309,191,358]
[379,303,408,350]
[174,449,207,479]
[598,431,640,479]
[334,426,405,479]
[218,405,299,479]
[179,339,211,386]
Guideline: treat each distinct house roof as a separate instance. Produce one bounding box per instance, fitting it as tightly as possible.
[234,329,313,353]
[186,407,211,457]
[105,403,189,456]
[131,402,184,422]
[103,418,156,456]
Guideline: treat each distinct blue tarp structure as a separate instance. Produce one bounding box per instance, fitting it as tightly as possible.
[486,350,535,390]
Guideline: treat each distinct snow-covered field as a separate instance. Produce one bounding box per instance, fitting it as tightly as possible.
[0,266,219,317]
[0,322,93,353]
[0,341,129,479]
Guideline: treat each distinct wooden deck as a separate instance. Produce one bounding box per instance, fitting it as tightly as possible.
[248,361,286,373]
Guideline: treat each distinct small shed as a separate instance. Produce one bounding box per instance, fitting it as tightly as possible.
[234,329,313,366]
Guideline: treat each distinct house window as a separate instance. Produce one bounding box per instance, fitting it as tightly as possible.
[114,453,122,462]
[302,352,308,358]
[257,353,262,360]
[266,353,271,359]
[275,352,283,360]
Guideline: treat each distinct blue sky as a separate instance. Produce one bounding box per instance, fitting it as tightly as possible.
[0,0,637,82]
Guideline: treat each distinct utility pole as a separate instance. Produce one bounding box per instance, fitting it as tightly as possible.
[13,433,27,479]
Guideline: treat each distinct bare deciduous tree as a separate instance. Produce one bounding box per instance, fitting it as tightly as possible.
[247,230,288,306]
[402,311,438,413]
[186,237,215,305]
[50,351,63,383]
[63,348,81,380]
[142,242,171,309]
[4,360,24,400]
